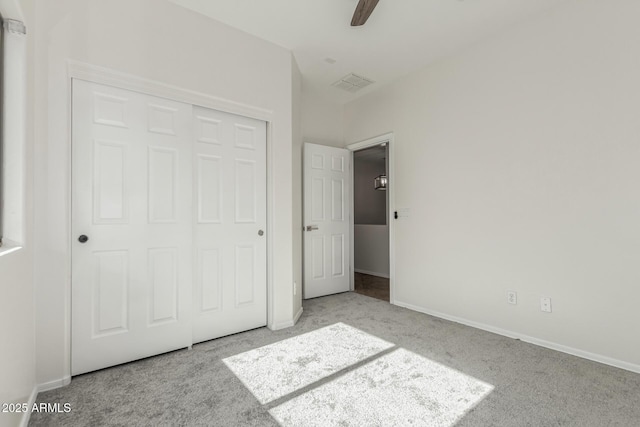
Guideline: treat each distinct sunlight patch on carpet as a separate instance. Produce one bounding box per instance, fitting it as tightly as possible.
[269,348,494,427]
[222,323,394,404]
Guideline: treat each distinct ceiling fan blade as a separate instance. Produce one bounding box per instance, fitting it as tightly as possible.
[351,0,380,27]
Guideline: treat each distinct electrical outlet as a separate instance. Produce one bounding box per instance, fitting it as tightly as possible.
[507,291,517,305]
[540,297,552,313]
[293,281,297,296]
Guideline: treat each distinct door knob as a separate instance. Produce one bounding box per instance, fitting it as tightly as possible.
[258,230,264,236]
[78,235,89,243]
[305,225,319,231]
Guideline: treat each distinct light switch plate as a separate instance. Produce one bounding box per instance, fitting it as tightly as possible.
[396,208,410,218]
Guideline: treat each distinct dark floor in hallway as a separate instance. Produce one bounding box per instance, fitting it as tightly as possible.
[354,272,389,302]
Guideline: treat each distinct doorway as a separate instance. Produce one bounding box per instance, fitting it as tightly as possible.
[348,134,394,303]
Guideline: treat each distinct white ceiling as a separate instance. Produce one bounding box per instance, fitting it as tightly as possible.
[169,0,565,104]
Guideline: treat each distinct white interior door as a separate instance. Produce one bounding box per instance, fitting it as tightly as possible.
[303,143,351,299]
[72,80,193,375]
[192,106,267,343]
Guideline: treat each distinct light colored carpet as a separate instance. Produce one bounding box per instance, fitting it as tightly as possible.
[29,292,640,426]
[269,347,493,426]
[223,322,393,404]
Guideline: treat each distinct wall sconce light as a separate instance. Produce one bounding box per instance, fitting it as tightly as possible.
[374,174,387,191]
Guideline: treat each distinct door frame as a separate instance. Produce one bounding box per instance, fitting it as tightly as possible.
[346,133,396,304]
[66,61,276,377]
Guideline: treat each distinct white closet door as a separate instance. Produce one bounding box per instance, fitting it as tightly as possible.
[192,106,267,343]
[71,80,193,375]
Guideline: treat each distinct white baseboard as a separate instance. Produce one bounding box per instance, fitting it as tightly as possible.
[270,307,304,330]
[18,385,39,427]
[354,269,390,279]
[270,319,293,330]
[37,376,71,393]
[393,300,640,375]
[17,377,72,426]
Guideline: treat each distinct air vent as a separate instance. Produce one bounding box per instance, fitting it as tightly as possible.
[332,73,375,93]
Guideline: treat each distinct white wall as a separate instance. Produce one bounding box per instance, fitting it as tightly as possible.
[354,225,389,278]
[345,0,640,370]
[0,1,36,425]
[33,0,295,387]
[301,89,344,147]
